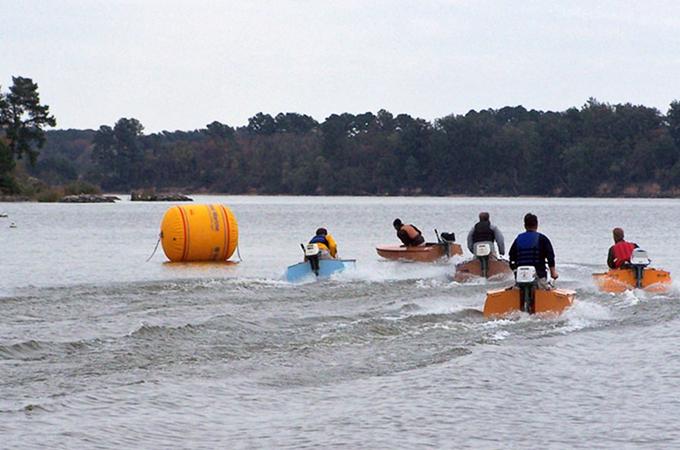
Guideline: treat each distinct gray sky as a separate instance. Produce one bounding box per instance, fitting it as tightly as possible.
[3,0,680,132]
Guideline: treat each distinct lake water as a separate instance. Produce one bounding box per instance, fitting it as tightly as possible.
[1,195,679,448]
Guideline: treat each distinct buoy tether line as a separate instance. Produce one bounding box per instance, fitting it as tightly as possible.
[146,232,162,262]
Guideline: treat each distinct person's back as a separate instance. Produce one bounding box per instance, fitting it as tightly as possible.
[508,213,557,285]
[512,230,542,272]
[309,227,338,258]
[393,218,425,247]
[607,227,638,269]
[467,212,505,255]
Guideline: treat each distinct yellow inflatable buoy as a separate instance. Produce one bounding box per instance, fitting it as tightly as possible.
[160,204,238,262]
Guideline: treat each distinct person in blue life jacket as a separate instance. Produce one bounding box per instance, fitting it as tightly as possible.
[309,227,338,259]
[508,213,558,289]
[466,211,505,256]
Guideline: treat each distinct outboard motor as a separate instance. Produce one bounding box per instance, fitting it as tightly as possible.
[629,248,651,288]
[515,266,537,314]
[304,243,322,276]
[440,232,456,242]
[436,229,456,257]
[473,241,493,278]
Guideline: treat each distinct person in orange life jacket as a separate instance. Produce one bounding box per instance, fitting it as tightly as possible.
[309,227,338,259]
[607,227,638,269]
[393,218,425,247]
[466,211,505,255]
[508,213,558,289]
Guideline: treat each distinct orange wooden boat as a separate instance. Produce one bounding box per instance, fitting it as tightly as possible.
[484,286,575,317]
[376,242,463,262]
[483,266,574,318]
[592,268,671,293]
[592,248,672,293]
[453,255,513,282]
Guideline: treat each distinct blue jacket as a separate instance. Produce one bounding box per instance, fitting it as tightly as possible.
[508,231,555,279]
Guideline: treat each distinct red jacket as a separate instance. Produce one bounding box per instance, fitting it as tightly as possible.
[610,240,637,268]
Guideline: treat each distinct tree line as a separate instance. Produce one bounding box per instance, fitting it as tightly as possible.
[0,77,56,194]
[4,77,680,197]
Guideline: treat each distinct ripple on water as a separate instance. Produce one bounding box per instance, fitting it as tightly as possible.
[2,259,680,447]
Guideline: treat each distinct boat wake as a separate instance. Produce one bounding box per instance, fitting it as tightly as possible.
[332,259,454,283]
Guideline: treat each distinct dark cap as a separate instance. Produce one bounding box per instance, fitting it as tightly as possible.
[393,218,402,228]
[316,227,327,236]
[524,213,538,229]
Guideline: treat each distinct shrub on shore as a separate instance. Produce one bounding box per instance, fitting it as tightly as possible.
[35,187,63,203]
[63,180,101,196]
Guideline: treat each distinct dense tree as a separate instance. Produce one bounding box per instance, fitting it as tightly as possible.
[247,113,277,135]
[668,101,680,147]
[32,156,78,185]
[0,77,56,165]
[273,113,318,134]
[91,118,144,189]
[0,140,17,192]
[206,121,235,140]
[0,77,55,193]
[31,100,680,197]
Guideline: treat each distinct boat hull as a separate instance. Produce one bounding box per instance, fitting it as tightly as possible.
[453,256,513,282]
[592,267,671,293]
[285,259,356,282]
[375,242,462,262]
[483,286,575,318]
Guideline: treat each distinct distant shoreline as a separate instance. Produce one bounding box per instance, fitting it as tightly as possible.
[3,192,679,203]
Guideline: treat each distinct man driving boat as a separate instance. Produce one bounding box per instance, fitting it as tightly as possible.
[309,228,338,259]
[508,213,558,289]
[393,218,425,247]
[467,211,505,256]
[607,227,638,269]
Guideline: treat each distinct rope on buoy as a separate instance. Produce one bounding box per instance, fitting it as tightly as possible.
[146,234,162,262]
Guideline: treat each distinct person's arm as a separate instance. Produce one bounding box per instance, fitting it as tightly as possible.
[607,246,616,268]
[397,229,409,246]
[467,228,474,253]
[326,234,338,258]
[492,225,505,255]
[542,235,558,279]
[508,240,518,270]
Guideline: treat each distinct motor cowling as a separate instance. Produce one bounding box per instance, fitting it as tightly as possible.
[630,248,650,267]
[474,241,492,257]
[515,266,537,286]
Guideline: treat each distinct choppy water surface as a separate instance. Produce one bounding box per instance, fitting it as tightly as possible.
[1,196,680,448]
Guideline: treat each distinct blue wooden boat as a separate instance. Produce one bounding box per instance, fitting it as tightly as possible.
[285,258,356,282]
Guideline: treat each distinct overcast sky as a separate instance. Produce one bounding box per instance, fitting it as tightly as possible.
[2,0,680,132]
